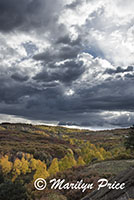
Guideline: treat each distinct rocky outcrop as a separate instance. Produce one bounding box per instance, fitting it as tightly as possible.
[81,166,134,200]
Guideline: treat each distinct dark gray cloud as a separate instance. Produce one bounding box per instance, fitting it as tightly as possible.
[0,0,62,32]
[0,83,37,104]
[33,60,85,84]
[32,36,84,85]
[0,0,40,31]
[124,73,134,79]
[11,73,29,82]
[65,0,82,9]
[56,35,81,46]
[104,66,134,75]
[60,46,81,60]
[0,70,134,127]
[33,36,82,62]
[65,0,94,10]
[33,45,81,62]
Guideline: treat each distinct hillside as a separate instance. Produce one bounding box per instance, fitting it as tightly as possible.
[0,123,134,200]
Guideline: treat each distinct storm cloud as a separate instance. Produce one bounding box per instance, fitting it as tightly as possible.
[0,0,134,128]
[33,60,85,84]
[0,0,63,32]
[104,66,134,75]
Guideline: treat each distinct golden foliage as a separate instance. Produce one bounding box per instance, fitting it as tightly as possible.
[77,156,85,166]
[33,160,49,181]
[30,158,38,171]
[12,158,22,181]
[59,154,76,171]
[21,156,30,175]
[0,155,12,175]
[48,158,59,176]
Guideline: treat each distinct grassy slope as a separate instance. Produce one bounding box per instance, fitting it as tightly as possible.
[0,123,132,200]
[0,123,129,157]
[79,159,134,177]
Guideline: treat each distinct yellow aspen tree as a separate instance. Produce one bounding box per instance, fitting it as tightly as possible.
[69,139,74,145]
[68,154,77,167]
[0,155,12,175]
[83,154,90,164]
[95,151,104,160]
[83,149,95,164]
[59,154,76,171]
[77,156,85,166]
[99,147,107,158]
[59,156,69,171]
[67,148,74,156]
[90,144,97,151]
[48,158,59,176]
[12,158,22,181]
[21,156,29,174]
[33,160,49,181]
[25,153,32,161]
[30,158,38,171]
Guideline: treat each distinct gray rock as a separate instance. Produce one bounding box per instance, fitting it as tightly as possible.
[81,167,134,200]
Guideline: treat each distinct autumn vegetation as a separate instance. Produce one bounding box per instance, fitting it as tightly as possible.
[0,123,134,200]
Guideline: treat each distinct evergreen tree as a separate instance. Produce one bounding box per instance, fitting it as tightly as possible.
[125,125,134,150]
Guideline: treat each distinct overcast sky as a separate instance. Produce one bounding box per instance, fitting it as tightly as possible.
[0,0,134,128]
